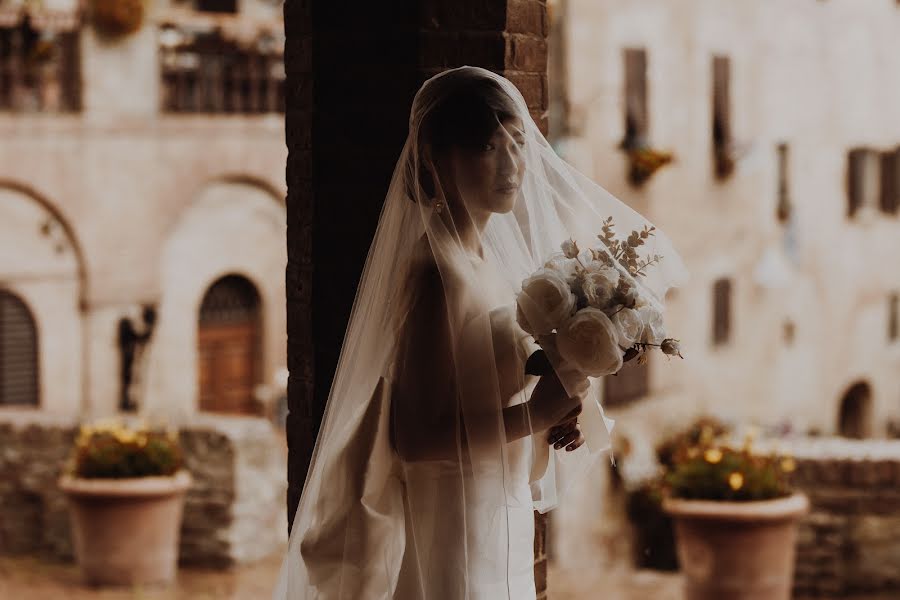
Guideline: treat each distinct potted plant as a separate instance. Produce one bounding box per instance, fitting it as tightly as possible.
[621,417,732,571]
[626,146,675,186]
[59,418,192,586]
[91,0,145,38]
[661,429,808,600]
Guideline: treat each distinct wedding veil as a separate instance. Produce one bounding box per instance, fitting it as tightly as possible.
[274,66,687,599]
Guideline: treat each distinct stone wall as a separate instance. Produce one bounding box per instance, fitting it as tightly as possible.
[789,438,900,597]
[0,411,286,567]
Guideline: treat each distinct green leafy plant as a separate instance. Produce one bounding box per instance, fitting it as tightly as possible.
[67,418,183,479]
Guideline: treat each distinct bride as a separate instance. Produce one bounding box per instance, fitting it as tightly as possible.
[274,66,685,599]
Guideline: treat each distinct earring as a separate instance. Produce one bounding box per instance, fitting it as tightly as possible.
[434,199,444,214]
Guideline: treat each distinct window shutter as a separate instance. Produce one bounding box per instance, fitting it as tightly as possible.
[890,293,899,342]
[847,149,866,217]
[0,291,39,406]
[623,48,648,148]
[712,56,732,147]
[777,143,791,223]
[713,278,732,346]
[880,147,900,215]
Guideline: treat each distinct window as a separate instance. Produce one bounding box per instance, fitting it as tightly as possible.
[0,290,39,406]
[0,16,81,113]
[890,293,899,343]
[711,55,733,178]
[776,143,792,223]
[846,148,880,217]
[195,0,238,13]
[621,48,648,151]
[604,360,649,408]
[712,278,732,346]
[159,24,285,114]
[880,147,900,215]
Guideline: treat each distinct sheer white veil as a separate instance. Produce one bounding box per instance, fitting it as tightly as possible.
[274,66,687,599]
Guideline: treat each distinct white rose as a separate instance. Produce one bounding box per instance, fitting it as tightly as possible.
[561,238,580,259]
[637,305,665,344]
[517,268,577,335]
[581,263,620,310]
[543,252,578,286]
[556,308,624,377]
[612,308,643,348]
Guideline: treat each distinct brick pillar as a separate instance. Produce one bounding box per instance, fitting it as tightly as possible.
[284,0,549,596]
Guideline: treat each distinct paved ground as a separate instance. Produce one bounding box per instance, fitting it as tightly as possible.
[2,553,898,599]
[1,553,683,600]
[0,553,283,599]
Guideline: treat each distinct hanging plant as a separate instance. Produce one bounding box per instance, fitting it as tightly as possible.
[91,0,145,38]
[627,146,675,187]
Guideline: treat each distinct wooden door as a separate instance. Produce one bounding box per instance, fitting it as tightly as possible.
[197,275,261,415]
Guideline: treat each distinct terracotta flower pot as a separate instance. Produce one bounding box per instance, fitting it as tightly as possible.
[663,492,809,600]
[59,470,192,586]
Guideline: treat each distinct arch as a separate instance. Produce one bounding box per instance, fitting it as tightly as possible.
[214,174,285,205]
[197,274,263,414]
[838,381,873,439]
[0,179,87,305]
[0,183,84,415]
[0,290,40,406]
[147,179,287,419]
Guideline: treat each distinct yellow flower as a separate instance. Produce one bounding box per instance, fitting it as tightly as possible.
[780,457,796,473]
[94,418,120,432]
[115,429,137,444]
[78,425,94,438]
[728,471,744,490]
[704,448,723,464]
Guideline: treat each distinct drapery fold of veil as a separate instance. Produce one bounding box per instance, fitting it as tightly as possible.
[274,66,688,600]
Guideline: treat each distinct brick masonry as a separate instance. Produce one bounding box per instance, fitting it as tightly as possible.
[0,412,286,567]
[785,438,900,597]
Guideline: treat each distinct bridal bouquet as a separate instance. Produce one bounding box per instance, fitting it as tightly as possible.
[516,217,681,378]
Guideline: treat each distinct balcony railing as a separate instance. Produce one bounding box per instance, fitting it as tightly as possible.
[0,8,81,113]
[159,20,284,115]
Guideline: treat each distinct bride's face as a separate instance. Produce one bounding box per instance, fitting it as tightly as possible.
[444,117,526,216]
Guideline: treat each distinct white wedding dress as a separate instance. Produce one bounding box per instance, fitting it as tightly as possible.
[392,253,540,600]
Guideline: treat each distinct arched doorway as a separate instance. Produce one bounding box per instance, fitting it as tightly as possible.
[197,275,262,415]
[838,381,872,439]
[0,290,39,406]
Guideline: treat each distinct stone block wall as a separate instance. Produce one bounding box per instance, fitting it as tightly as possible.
[788,438,900,597]
[0,411,286,567]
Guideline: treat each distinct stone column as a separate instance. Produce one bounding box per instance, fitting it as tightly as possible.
[284,0,550,595]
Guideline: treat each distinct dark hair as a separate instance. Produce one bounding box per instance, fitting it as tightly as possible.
[414,75,519,200]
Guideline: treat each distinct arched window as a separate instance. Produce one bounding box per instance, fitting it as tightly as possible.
[197,275,262,414]
[838,382,872,439]
[0,290,39,406]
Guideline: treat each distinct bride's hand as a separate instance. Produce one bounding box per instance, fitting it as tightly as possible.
[547,406,584,452]
[529,369,587,432]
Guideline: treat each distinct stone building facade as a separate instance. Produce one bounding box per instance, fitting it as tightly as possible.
[552,0,900,437]
[546,0,900,574]
[0,0,288,422]
[0,0,289,565]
